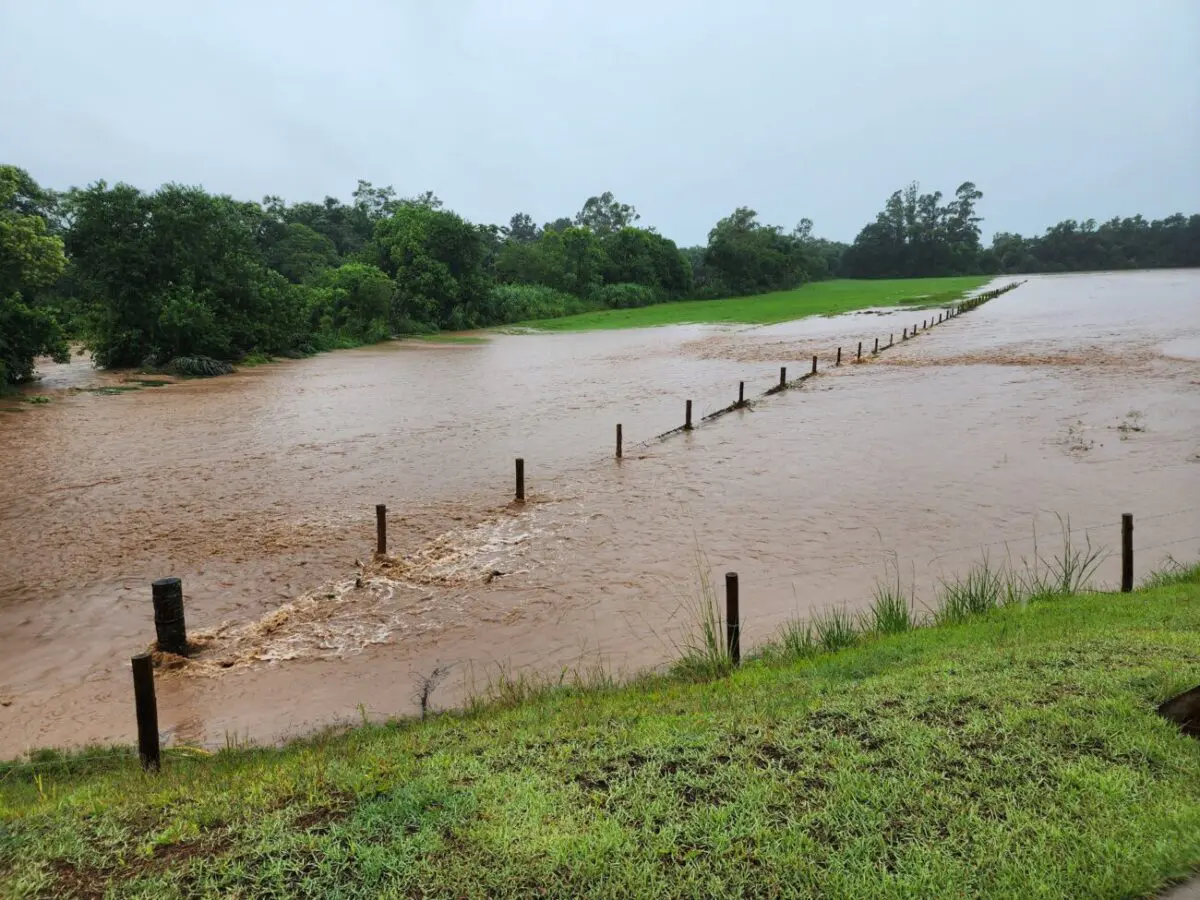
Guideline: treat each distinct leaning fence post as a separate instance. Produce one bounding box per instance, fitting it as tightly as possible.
[685,400,693,430]
[616,424,622,459]
[152,577,187,656]
[515,458,525,502]
[725,572,740,667]
[131,654,160,772]
[1122,513,1133,592]
[375,504,387,556]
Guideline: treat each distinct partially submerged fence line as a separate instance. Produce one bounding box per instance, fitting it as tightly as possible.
[648,279,1024,441]
[110,280,1035,774]
[115,503,1195,773]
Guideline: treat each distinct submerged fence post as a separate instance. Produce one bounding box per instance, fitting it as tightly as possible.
[725,572,740,667]
[836,347,842,366]
[903,328,907,340]
[811,355,817,375]
[685,400,693,430]
[616,424,622,459]
[738,381,745,406]
[857,341,862,361]
[779,366,787,388]
[515,458,525,502]
[375,505,387,556]
[873,337,879,354]
[1122,513,1134,592]
[151,577,187,656]
[131,654,160,772]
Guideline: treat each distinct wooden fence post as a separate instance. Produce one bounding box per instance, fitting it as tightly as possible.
[616,424,622,459]
[738,381,745,406]
[779,366,787,388]
[1122,513,1133,592]
[725,572,740,667]
[515,458,525,502]
[836,347,842,366]
[873,337,879,354]
[811,355,817,375]
[685,400,693,430]
[131,654,160,772]
[151,577,187,656]
[375,505,387,556]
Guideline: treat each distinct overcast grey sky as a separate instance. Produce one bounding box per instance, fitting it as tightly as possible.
[2,0,1197,245]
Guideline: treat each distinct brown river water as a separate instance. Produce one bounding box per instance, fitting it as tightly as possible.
[1,270,1198,756]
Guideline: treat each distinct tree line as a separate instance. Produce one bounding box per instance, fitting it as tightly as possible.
[2,163,1197,384]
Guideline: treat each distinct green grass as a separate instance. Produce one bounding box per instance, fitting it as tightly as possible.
[3,568,1198,898]
[516,276,991,332]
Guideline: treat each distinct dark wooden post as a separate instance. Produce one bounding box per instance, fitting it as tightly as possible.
[738,381,745,406]
[923,319,927,330]
[836,347,842,366]
[889,333,894,347]
[1122,513,1133,592]
[857,341,862,361]
[375,505,387,556]
[685,400,693,430]
[131,654,160,772]
[779,366,787,388]
[616,424,622,459]
[725,572,740,667]
[873,337,879,354]
[811,355,817,375]
[151,577,187,656]
[903,327,907,340]
[515,458,525,502]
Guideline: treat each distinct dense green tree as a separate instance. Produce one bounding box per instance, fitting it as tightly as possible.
[504,212,541,244]
[368,204,491,330]
[266,223,340,284]
[66,181,305,365]
[305,262,394,340]
[841,181,986,278]
[703,207,818,295]
[574,191,639,235]
[0,166,69,383]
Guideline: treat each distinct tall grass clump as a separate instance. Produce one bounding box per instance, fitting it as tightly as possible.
[672,560,731,680]
[774,618,817,660]
[864,563,914,635]
[1141,558,1200,589]
[811,606,859,653]
[1019,516,1106,598]
[935,555,1009,625]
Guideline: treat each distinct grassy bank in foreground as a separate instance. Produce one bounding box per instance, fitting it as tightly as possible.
[516,275,992,332]
[3,572,1198,898]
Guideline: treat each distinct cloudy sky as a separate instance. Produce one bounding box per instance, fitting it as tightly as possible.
[2,0,1197,245]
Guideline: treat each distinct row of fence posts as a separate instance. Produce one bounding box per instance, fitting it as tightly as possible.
[127,282,1029,771]
[128,506,1134,771]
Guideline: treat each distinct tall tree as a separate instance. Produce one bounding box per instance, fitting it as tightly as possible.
[574,192,639,235]
[0,166,69,382]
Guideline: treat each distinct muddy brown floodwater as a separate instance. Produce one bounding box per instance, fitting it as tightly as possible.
[2,270,1199,756]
